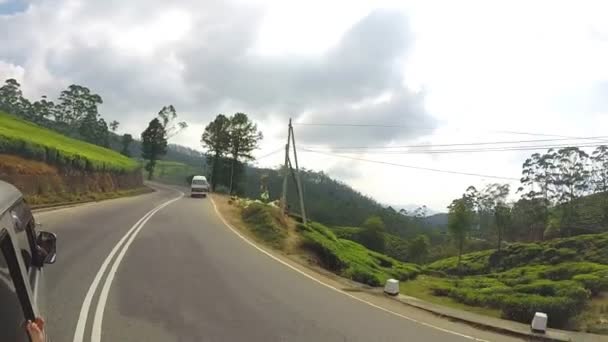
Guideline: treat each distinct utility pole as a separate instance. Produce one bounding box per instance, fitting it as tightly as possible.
[280,119,291,214]
[280,118,307,224]
[290,121,307,224]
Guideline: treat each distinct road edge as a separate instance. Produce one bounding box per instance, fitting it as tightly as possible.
[207,195,595,342]
[31,186,155,213]
[208,195,497,342]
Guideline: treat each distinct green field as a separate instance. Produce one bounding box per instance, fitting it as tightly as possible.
[153,160,203,185]
[419,233,608,331]
[0,111,138,172]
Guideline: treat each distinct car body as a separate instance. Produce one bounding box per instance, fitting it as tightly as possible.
[0,180,57,341]
[191,175,210,197]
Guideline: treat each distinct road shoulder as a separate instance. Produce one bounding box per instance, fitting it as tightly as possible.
[210,194,607,342]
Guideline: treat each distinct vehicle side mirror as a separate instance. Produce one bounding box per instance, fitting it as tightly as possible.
[36,231,57,264]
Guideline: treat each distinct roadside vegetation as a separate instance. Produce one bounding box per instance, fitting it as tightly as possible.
[228,198,420,287]
[297,221,420,286]
[224,193,608,333]
[0,111,138,172]
[407,233,608,332]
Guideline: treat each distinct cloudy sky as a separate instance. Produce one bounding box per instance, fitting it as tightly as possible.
[2,0,608,211]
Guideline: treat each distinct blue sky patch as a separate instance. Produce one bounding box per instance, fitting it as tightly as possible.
[0,0,28,15]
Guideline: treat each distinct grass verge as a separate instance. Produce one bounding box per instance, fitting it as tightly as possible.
[29,187,153,208]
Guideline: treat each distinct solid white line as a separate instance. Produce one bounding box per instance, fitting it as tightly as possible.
[90,193,183,342]
[72,192,182,342]
[208,197,490,342]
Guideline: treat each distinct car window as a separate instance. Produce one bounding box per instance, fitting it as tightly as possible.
[10,200,36,273]
[192,179,208,185]
[10,200,35,250]
[0,229,31,341]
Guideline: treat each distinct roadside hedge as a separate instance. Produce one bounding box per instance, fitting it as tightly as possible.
[298,222,420,286]
[241,203,287,249]
[427,233,608,276]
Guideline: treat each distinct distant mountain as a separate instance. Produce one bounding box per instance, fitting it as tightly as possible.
[155,147,446,241]
[389,204,438,216]
[424,213,448,228]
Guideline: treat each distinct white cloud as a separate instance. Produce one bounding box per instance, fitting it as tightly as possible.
[1,0,608,211]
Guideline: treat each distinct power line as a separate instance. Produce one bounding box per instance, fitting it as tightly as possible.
[304,143,607,155]
[255,148,284,161]
[302,136,608,150]
[302,149,520,181]
[293,122,578,139]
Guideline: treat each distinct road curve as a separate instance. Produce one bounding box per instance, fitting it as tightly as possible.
[36,184,522,342]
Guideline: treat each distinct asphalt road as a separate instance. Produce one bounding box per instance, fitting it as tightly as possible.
[35,184,523,342]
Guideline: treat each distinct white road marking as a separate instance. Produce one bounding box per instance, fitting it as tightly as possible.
[209,196,490,342]
[90,193,182,342]
[72,191,183,342]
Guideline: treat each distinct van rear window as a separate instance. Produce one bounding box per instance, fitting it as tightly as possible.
[192,180,208,185]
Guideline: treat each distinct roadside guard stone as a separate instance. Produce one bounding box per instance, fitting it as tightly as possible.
[531,312,548,333]
[384,279,399,296]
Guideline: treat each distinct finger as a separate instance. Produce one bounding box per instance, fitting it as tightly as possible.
[35,317,45,329]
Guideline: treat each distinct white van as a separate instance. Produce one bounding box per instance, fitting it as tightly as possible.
[190,175,210,198]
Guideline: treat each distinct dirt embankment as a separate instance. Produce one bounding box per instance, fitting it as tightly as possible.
[0,154,144,205]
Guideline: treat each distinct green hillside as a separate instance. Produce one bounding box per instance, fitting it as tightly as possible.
[416,233,608,331]
[235,201,420,287]
[0,111,138,172]
[427,232,608,276]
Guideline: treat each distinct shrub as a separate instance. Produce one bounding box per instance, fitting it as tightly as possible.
[310,222,338,241]
[358,216,386,253]
[513,280,589,301]
[540,262,608,281]
[391,263,420,281]
[573,274,608,295]
[501,295,580,328]
[241,203,286,249]
[430,284,451,296]
[300,227,346,272]
[299,221,420,285]
[346,267,382,287]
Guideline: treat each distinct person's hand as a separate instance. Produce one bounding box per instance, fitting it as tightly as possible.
[26,317,46,342]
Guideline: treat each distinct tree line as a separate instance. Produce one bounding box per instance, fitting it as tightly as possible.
[201,113,262,194]
[0,78,121,148]
[0,78,191,176]
[447,145,608,270]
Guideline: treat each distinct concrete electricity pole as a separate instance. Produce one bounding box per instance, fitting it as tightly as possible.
[280,118,307,224]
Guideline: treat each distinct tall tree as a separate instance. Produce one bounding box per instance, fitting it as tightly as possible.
[408,234,430,263]
[358,216,386,253]
[480,183,510,250]
[494,202,511,250]
[227,113,262,193]
[157,105,187,139]
[201,114,231,191]
[78,113,109,146]
[57,84,103,125]
[591,145,608,225]
[120,134,134,157]
[30,95,55,123]
[141,118,167,180]
[448,197,474,273]
[591,145,608,193]
[518,151,557,235]
[109,120,120,132]
[96,118,110,147]
[553,147,590,236]
[0,78,28,116]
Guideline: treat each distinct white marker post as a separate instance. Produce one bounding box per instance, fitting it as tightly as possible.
[531,312,548,333]
[384,279,399,296]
